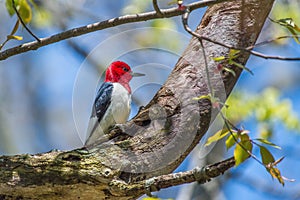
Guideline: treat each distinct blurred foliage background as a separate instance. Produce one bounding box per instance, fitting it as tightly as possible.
[0,0,300,199]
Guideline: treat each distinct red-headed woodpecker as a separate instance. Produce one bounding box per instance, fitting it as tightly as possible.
[85,61,144,146]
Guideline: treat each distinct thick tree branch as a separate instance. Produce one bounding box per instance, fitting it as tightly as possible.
[0,0,274,199]
[0,0,229,61]
[0,150,235,199]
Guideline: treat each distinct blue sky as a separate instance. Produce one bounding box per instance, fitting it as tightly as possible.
[0,1,299,199]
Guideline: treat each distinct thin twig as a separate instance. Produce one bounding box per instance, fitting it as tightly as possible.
[0,0,230,60]
[182,7,300,61]
[110,157,235,196]
[152,0,163,16]
[0,20,20,50]
[11,0,40,42]
[220,111,263,165]
[248,35,300,49]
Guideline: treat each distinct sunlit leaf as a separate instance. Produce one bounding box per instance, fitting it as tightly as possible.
[18,0,32,23]
[226,49,253,75]
[234,139,252,166]
[31,7,52,27]
[11,20,20,35]
[259,125,273,139]
[270,18,300,44]
[260,146,275,165]
[240,132,250,141]
[228,49,240,59]
[7,35,23,40]
[192,94,211,101]
[212,56,226,62]
[223,67,236,77]
[272,18,300,31]
[5,0,32,24]
[225,132,238,150]
[168,0,183,5]
[205,129,231,146]
[168,0,178,5]
[142,197,161,200]
[254,138,281,149]
[5,0,16,16]
[286,27,300,44]
[229,60,254,75]
[0,20,22,51]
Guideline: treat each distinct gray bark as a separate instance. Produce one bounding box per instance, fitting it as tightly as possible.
[0,0,274,199]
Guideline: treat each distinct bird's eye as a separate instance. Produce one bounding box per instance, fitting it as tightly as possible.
[123,67,129,72]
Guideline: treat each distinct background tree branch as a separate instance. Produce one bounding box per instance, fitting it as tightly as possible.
[0,0,275,199]
[0,0,229,61]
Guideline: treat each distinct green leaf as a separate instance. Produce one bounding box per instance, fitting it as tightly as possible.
[142,197,161,200]
[223,67,236,77]
[272,18,300,31]
[5,0,32,24]
[260,146,275,165]
[234,139,253,166]
[228,49,240,59]
[7,35,23,40]
[212,56,226,62]
[167,0,183,7]
[240,132,250,141]
[285,27,300,44]
[5,0,16,16]
[192,94,211,101]
[18,0,32,24]
[10,20,20,36]
[270,18,300,44]
[225,132,238,150]
[254,138,281,149]
[230,60,254,75]
[205,129,231,146]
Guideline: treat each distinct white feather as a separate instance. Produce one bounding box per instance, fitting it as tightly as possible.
[85,83,131,146]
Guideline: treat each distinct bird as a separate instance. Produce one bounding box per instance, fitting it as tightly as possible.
[84,61,145,146]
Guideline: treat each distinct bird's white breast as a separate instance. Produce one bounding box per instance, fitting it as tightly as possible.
[97,83,131,133]
[108,83,131,123]
[85,83,131,146]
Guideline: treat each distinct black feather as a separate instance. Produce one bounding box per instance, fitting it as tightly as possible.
[92,82,113,122]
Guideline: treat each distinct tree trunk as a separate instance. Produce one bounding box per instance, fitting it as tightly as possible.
[0,0,274,199]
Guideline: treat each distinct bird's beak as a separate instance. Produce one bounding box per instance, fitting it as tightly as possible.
[131,72,145,77]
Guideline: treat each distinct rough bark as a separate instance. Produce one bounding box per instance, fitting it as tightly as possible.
[0,0,274,199]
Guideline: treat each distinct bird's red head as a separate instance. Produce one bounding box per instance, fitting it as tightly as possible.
[105,61,144,93]
[105,61,133,84]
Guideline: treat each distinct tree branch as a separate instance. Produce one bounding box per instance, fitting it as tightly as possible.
[110,157,236,197]
[0,0,230,61]
[152,0,163,16]
[182,7,300,61]
[0,0,275,199]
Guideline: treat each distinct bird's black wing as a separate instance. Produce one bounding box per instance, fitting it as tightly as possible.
[85,82,113,144]
[93,82,114,122]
